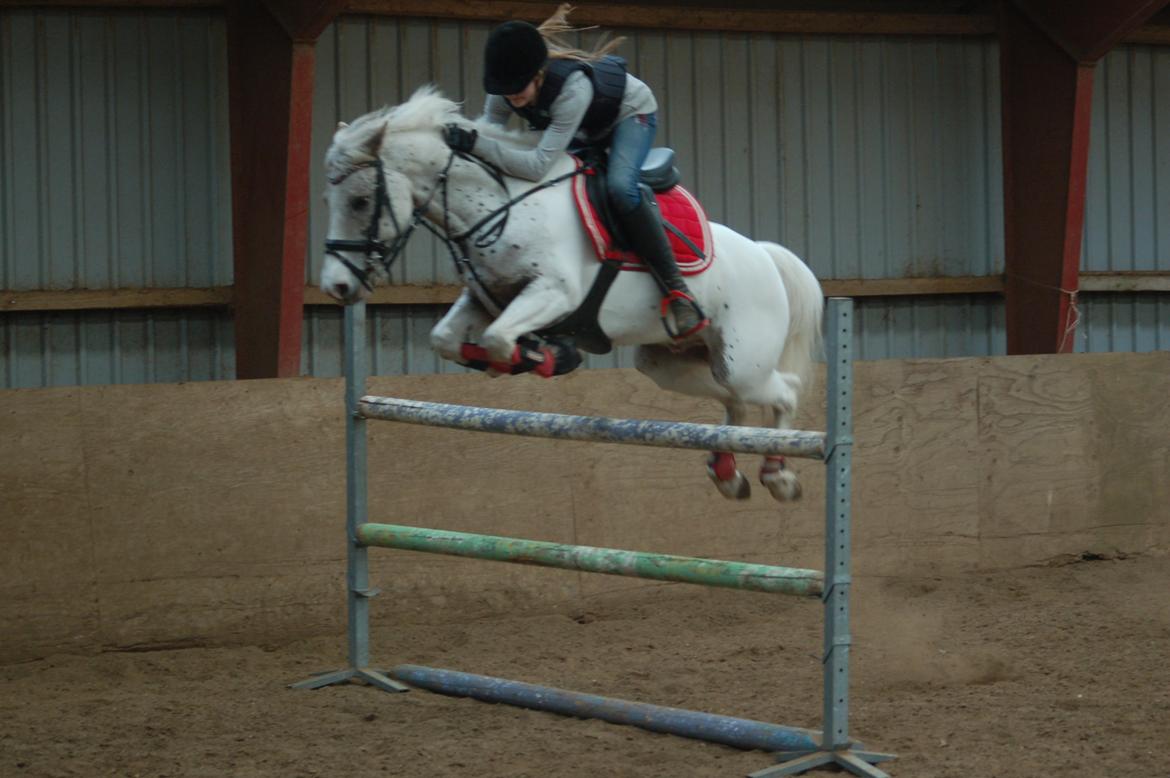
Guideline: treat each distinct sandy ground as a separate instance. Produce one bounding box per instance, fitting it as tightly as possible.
[3,553,1168,778]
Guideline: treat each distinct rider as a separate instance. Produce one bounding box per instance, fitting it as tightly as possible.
[442,4,708,339]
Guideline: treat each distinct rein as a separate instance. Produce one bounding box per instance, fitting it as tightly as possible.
[325,143,583,312]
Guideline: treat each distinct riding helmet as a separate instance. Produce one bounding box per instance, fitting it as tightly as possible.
[483,20,548,95]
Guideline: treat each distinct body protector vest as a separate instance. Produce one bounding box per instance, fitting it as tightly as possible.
[511,56,628,141]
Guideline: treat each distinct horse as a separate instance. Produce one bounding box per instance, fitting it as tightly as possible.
[319,87,824,502]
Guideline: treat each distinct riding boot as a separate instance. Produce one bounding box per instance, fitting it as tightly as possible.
[616,195,710,339]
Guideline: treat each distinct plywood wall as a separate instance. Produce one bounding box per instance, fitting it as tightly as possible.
[2,352,1168,663]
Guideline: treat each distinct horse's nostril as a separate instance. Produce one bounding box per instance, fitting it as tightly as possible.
[332,281,351,299]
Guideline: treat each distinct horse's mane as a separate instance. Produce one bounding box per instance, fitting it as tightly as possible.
[327,86,542,179]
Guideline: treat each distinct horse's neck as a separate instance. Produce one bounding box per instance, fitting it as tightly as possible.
[403,142,510,237]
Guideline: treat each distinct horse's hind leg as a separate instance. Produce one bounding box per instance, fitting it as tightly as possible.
[706,324,807,503]
[635,346,750,500]
[706,401,752,500]
[725,369,804,502]
[759,398,802,501]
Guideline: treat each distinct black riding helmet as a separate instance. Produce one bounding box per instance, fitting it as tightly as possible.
[483,20,548,95]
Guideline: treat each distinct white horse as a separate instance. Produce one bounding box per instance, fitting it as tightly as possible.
[320,87,824,502]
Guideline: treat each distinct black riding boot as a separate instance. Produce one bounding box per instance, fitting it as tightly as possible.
[616,195,709,339]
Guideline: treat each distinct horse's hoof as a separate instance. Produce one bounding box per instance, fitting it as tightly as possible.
[708,467,751,500]
[761,469,802,502]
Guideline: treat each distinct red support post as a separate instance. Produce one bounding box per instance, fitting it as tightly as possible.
[226,0,342,379]
[999,3,1093,354]
[998,0,1170,354]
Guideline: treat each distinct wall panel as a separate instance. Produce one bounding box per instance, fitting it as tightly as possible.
[0,8,232,387]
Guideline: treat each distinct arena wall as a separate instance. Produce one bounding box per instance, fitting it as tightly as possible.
[2,352,1168,664]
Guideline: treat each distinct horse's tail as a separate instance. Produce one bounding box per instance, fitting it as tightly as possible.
[758,242,824,394]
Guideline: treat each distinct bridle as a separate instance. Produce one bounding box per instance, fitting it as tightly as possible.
[324,143,583,309]
[323,156,452,293]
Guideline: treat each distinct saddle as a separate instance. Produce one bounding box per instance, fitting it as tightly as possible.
[572,149,715,275]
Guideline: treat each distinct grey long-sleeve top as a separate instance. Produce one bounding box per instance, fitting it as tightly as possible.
[473,69,658,182]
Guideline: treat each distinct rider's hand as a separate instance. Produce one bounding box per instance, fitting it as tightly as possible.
[443,124,478,154]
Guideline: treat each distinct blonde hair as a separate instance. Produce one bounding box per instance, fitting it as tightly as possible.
[537,4,625,62]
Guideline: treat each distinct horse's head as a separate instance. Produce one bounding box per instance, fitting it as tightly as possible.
[319,116,405,302]
[319,87,465,303]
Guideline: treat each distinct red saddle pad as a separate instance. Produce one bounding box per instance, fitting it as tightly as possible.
[571,162,715,277]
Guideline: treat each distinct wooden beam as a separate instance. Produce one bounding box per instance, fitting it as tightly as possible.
[1078,271,1170,292]
[2,1,222,7]
[1012,0,1170,62]
[1127,24,1170,44]
[7,1,1170,46]
[227,0,316,378]
[0,288,233,313]
[260,0,347,41]
[345,1,996,35]
[999,3,1095,354]
[303,284,465,305]
[8,274,1170,314]
[820,276,1005,297]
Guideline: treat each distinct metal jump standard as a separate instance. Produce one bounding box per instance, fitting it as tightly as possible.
[294,297,894,777]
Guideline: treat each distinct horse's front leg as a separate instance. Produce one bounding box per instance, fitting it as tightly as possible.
[478,276,575,363]
[430,288,493,365]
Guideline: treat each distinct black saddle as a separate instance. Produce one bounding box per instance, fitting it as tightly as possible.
[639,147,682,192]
[572,144,680,192]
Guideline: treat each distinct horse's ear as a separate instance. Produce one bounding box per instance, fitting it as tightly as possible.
[336,121,349,130]
[356,119,387,159]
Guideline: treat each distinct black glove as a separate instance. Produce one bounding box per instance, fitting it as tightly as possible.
[443,124,478,154]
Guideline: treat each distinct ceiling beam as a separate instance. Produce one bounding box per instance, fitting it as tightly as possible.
[9,2,1170,45]
[260,0,347,41]
[1012,0,1170,62]
[345,1,996,35]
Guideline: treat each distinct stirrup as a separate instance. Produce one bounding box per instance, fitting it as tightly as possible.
[659,289,710,340]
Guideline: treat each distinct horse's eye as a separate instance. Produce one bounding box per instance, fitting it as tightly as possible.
[350,196,370,211]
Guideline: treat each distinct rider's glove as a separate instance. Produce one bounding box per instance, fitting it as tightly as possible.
[443,124,478,154]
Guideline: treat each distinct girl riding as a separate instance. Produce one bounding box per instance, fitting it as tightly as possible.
[442,4,708,339]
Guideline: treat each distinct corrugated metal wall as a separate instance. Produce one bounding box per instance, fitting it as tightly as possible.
[0,8,234,387]
[1077,45,1170,354]
[1,8,1167,387]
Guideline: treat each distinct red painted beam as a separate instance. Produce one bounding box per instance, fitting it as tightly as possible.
[1013,0,1170,62]
[999,3,1095,354]
[261,0,347,41]
[227,1,337,378]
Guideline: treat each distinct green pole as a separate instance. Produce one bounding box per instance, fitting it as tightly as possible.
[357,523,823,597]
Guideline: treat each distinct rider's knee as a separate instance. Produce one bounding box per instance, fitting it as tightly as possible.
[608,183,645,214]
[607,171,642,215]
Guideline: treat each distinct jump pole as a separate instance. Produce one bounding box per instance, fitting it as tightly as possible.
[356,523,824,597]
[388,664,821,753]
[359,397,826,458]
[296,298,894,775]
